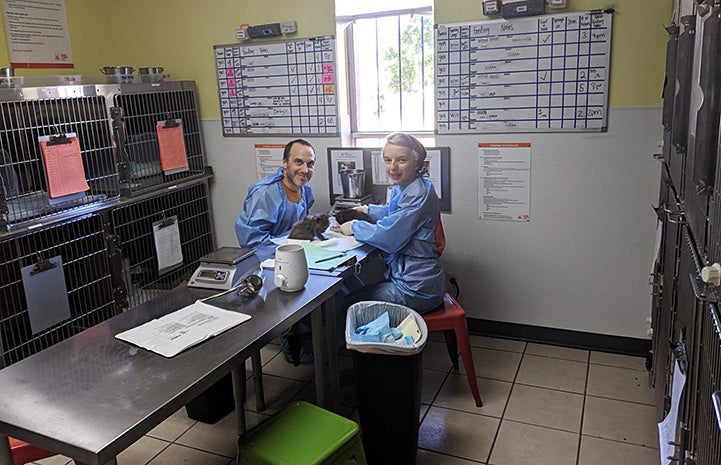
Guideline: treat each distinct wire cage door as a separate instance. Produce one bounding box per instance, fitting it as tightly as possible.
[0,213,120,368]
[104,82,207,195]
[0,90,120,231]
[110,179,215,309]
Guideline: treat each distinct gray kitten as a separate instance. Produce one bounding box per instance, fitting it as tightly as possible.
[288,213,330,240]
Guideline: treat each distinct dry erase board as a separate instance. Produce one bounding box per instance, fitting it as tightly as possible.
[214,36,339,136]
[435,11,612,133]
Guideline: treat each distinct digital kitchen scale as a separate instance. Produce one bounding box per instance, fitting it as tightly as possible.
[188,246,261,291]
[331,194,372,214]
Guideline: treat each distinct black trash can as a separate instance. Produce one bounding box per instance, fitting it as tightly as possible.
[185,373,234,424]
[345,301,428,465]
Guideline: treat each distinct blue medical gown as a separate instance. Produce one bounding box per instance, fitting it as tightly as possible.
[351,176,444,310]
[235,168,314,248]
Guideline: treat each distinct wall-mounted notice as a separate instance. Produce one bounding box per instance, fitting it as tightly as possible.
[329,148,364,195]
[214,36,338,136]
[255,144,285,181]
[436,11,612,133]
[478,143,531,221]
[2,0,73,68]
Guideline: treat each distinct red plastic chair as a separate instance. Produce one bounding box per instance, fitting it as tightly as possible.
[9,438,86,465]
[422,292,483,407]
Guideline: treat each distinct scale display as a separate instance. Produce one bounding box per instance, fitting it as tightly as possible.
[196,269,229,282]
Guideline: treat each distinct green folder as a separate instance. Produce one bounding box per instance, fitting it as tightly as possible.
[299,242,350,271]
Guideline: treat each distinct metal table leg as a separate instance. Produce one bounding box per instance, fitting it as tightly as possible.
[0,435,11,465]
[251,352,266,412]
[312,297,340,413]
[231,364,247,437]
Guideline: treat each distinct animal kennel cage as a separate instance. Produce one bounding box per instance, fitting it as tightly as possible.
[102,81,207,194]
[685,303,721,465]
[0,86,120,231]
[0,213,120,368]
[109,178,215,309]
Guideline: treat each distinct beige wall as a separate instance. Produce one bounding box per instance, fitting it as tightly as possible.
[0,0,335,119]
[0,0,669,116]
[434,0,671,108]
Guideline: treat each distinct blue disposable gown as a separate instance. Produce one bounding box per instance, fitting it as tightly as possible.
[352,176,444,304]
[235,168,314,248]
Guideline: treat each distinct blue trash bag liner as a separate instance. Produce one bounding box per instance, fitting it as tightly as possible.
[345,301,427,355]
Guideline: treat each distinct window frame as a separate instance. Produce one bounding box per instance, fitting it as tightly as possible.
[339,6,435,146]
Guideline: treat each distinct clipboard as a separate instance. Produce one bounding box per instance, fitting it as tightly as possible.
[21,255,72,334]
[156,118,189,175]
[153,214,184,274]
[38,132,90,199]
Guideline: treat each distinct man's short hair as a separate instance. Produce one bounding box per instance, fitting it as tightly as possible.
[283,139,314,161]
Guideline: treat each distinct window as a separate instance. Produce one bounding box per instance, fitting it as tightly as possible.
[336,1,434,146]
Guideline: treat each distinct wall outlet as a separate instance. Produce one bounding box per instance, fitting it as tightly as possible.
[280,21,297,34]
[547,0,567,8]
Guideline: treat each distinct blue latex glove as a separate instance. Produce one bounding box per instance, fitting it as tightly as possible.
[350,312,403,343]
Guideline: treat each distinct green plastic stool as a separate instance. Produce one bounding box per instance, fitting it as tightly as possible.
[237,401,368,465]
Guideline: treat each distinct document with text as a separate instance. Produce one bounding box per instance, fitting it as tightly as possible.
[115,300,251,357]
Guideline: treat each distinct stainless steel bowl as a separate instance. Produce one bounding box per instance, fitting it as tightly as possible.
[139,67,165,83]
[139,67,163,75]
[100,66,135,75]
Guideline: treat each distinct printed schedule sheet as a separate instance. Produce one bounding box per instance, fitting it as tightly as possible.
[436,11,612,133]
[214,36,338,136]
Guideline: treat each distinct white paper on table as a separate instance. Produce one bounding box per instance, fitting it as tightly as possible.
[271,229,363,252]
[115,300,251,357]
[658,359,686,465]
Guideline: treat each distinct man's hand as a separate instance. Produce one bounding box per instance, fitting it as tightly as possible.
[340,219,357,236]
[352,205,369,214]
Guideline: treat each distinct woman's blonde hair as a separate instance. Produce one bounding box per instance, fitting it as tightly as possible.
[385,132,427,163]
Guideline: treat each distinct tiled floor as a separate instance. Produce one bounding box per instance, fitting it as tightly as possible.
[32,336,659,465]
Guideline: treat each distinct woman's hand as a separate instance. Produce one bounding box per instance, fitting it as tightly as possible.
[340,219,357,236]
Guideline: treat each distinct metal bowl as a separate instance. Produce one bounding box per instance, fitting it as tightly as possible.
[100,66,135,75]
[139,67,164,75]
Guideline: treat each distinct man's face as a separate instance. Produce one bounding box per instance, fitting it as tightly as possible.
[282,143,315,189]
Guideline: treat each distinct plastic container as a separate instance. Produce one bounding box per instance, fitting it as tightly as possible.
[345,301,427,465]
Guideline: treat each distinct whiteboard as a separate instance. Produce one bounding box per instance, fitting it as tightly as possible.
[435,11,612,133]
[214,36,339,136]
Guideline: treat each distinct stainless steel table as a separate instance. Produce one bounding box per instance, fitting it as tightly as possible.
[0,270,341,465]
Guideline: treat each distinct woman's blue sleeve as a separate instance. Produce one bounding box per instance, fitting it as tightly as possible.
[353,192,429,254]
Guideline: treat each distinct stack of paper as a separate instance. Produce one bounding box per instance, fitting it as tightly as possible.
[115,300,251,357]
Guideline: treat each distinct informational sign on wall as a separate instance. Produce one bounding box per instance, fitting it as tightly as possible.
[254,144,284,181]
[436,11,612,133]
[214,36,339,136]
[2,0,73,68]
[478,143,531,221]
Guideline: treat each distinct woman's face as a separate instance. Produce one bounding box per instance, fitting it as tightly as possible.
[383,143,420,188]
